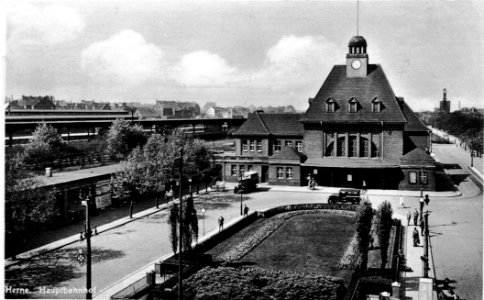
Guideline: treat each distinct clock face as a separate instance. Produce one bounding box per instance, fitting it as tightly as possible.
[351,60,362,70]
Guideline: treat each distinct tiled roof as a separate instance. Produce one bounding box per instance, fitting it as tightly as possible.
[399,148,436,166]
[398,99,429,132]
[301,65,407,123]
[270,146,306,162]
[233,112,303,136]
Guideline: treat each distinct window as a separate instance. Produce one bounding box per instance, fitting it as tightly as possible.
[349,136,357,157]
[256,140,262,152]
[231,165,237,176]
[409,171,417,184]
[326,98,336,112]
[348,98,359,113]
[337,137,346,157]
[277,167,284,179]
[250,140,255,151]
[296,141,303,152]
[420,172,428,185]
[285,140,293,148]
[286,167,293,179]
[372,97,382,112]
[274,140,282,152]
[239,165,245,175]
[360,138,369,157]
[248,165,253,171]
[242,139,248,151]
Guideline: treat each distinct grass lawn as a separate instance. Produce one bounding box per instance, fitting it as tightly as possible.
[209,213,356,285]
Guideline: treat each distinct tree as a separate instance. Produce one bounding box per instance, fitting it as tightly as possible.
[169,203,179,255]
[376,201,394,270]
[105,119,147,157]
[183,196,199,250]
[354,200,374,270]
[23,122,65,166]
[5,154,60,255]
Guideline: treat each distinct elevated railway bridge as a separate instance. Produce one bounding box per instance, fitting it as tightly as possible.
[5,110,246,145]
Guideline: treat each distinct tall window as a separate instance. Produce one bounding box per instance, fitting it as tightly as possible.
[326,98,336,112]
[256,140,262,152]
[360,138,369,157]
[337,137,346,156]
[285,141,293,148]
[277,167,284,179]
[296,141,303,152]
[274,140,282,152]
[250,140,255,151]
[349,99,359,113]
[420,172,428,184]
[349,136,357,157]
[239,165,245,175]
[286,167,293,179]
[409,171,417,184]
[248,165,253,171]
[242,139,248,151]
[372,101,382,112]
[231,165,237,176]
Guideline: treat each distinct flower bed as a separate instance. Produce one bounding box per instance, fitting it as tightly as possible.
[182,266,346,300]
[215,209,355,262]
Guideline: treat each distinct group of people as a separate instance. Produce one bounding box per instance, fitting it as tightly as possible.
[407,194,431,247]
[306,175,316,190]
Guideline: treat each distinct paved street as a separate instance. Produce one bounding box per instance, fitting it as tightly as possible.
[5,143,482,299]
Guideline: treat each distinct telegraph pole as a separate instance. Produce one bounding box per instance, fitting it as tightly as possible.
[178,147,183,300]
[422,210,430,278]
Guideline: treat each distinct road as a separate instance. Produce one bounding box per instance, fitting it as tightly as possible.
[4,144,482,299]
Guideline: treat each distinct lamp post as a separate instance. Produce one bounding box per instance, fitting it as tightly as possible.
[80,188,95,299]
[422,210,431,278]
[188,178,193,199]
[239,171,244,216]
[201,208,206,236]
[471,150,475,168]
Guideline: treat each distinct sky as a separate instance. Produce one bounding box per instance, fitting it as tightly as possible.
[3,0,484,112]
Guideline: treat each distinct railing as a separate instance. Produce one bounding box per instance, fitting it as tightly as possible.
[110,271,154,300]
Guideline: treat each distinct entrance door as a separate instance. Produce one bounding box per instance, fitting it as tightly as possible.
[261,165,268,182]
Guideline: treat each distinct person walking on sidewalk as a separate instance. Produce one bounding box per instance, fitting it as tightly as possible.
[406,210,412,226]
[413,208,419,226]
[243,204,249,217]
[419,197,425,211]
[413,227,420,246]
[424,194,430,206]
[218,216,224,232]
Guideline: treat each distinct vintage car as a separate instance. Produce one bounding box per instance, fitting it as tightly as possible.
[327,188,361,204]
[234,171,258,193]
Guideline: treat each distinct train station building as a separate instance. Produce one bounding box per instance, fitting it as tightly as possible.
[221,36,437,190]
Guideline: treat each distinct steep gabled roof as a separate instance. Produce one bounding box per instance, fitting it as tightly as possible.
[400,148,436,166]
[270,146,306,162]
[233,112,303,137]
[398,98,429,132]
[301,65,407,124]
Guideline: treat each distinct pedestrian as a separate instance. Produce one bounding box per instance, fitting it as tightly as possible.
[413,227,420,246]
[424,194,430,206]
[413,209,419,226]
[166,185,174,203]
[307,174,311,189]
[399,197,405,208]
[406,210,411,226]
[419,197,424,212]
[362,180,367,193]
[244,204,249,216]
[218,216,224,232]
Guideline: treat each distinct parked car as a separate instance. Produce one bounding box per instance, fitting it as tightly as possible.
[234,171,258,193]
[327,188,361,204]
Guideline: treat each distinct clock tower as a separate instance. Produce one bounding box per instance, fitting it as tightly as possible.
[346,36,368,78]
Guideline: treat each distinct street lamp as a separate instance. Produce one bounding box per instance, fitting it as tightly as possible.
[471,150,475,168]
[80,188,96,300]
[238,171,244,216]
[177,147,183,300]
[201,208,206,236]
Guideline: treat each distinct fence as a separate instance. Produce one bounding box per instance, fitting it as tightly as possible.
[110,271,155,300]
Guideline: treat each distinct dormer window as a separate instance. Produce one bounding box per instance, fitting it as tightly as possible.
[348,98,359,113]
[372,97,383,112]
[326,97,337,112]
